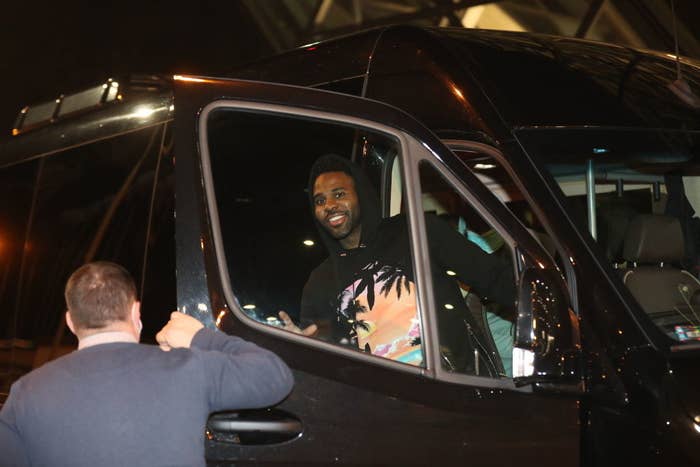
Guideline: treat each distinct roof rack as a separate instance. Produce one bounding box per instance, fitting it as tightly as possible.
[12,78,121,136]
[10,75,172,137]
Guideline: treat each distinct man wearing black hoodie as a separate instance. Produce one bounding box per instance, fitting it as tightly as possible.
[281,154,515,374]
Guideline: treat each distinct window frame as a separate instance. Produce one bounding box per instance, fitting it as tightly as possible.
[199,100,537,391]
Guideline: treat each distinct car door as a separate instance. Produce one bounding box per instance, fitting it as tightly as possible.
[173,75,581,466]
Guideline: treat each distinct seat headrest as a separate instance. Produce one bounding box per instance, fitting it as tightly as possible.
[623,214,684,264]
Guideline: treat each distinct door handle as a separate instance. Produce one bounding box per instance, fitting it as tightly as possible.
[207,409,302,445]
[208,416,302,434]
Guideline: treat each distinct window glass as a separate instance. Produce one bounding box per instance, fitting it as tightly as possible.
[206,109,426,367]
[0,160,39,388]
[520,128,700,345]
[10,125,169,355]
[449,146,556,253]
[418,161,517,377]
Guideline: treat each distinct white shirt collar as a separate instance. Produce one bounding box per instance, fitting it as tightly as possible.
[78,331,138,350]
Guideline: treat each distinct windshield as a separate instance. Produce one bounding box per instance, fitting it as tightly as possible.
[517,127,700,345]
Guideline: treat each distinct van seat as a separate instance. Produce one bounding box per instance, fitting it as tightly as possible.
[622,215,700,331]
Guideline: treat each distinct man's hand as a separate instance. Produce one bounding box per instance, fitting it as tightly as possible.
[278,311,317,337]
[156,311,205,351]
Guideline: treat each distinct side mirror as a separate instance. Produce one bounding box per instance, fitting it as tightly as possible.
[513,267,582,390]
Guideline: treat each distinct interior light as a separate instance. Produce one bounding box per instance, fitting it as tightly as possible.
[243,304,256,310]
[446,270,456,276]
[592,147,608,154]
[474,163,496,170]
[444,303,454,310]
[303,239,315,246]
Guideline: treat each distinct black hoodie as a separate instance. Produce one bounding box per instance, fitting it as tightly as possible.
[301,155,515,373]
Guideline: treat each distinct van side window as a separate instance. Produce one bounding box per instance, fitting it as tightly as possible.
[451,146,559,258]
[418,161,517,378]
[206,109,429,368]
[1,125,172,370]
[0,160,39,385]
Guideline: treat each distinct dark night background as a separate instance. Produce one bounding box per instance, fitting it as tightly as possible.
[2,1,699,137]
[0,1,274,135]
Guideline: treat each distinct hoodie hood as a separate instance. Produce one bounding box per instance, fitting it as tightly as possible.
[307,154,382,257]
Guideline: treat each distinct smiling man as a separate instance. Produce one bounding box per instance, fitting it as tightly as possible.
[312,170,363,250]
[279,154,515,373]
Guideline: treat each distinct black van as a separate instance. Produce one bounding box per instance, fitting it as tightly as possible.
[1,25,699,466]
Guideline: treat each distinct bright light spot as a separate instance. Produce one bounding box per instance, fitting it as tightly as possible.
[446,270,456,276]
[131,105,156,119]
[694,422,700,434]
[474,163,496,170]
[449,83,465,101]
[12,128,19,136]
[444,303,454,310]
[243,304,256,310]
[197,303,208,312]
[512,348,535,377]
[169,104,175,112]
[303,239,315,246]
[215,310,226,327]
[593,147,608,154]
[111,81,119,88]
[173,75,213,83]
[300,40,321,48]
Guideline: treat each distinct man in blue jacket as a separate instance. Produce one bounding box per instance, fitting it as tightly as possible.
[0,261,293,467]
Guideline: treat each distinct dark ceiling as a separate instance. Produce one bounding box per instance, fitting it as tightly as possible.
[1,0,698,135]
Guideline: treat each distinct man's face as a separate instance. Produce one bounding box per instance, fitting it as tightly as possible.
[313,171,362,248]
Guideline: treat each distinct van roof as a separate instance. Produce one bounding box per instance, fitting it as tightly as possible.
[2,25,698,167]
[232,25,700,132]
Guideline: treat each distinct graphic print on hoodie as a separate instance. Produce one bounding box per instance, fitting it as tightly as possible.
[338,261,422,365]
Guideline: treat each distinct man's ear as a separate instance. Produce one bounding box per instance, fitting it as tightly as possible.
[131,301,142,329]
[65,311,76,336]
